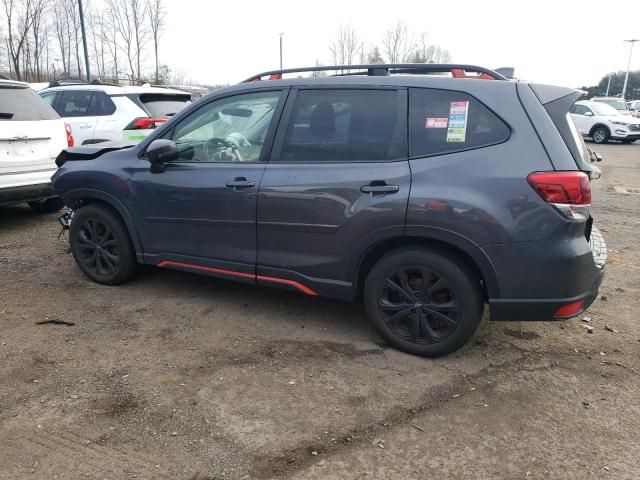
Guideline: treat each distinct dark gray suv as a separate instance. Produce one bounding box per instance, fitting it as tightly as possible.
[52,64,605,357]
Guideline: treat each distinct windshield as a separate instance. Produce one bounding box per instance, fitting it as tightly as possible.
[591,103,620,116]
[596,99,628,111]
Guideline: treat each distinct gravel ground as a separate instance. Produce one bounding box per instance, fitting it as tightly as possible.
[0,142,639,480]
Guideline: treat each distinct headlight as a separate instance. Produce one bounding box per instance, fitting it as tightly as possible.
[611,120,630,126]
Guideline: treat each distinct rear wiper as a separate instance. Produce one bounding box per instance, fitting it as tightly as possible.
[0,112,14,119]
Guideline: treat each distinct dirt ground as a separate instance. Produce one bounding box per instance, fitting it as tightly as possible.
[1,142,639,480]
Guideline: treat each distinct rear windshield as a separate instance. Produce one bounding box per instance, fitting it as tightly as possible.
[138,93,191,117]
[0,85,59,121]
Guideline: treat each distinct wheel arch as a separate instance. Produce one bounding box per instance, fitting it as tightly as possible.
[352,230,499,303]
[589,123,611,137]
[63,188,143,255]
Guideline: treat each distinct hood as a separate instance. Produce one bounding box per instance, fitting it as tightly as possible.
[55,141,136,167]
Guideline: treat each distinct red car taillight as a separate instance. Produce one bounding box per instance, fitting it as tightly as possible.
[64,122,74,147]
[124,117,167,130]
[527,171,591,222]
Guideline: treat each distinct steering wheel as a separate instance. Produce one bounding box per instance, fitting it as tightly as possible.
[204,137,238,162]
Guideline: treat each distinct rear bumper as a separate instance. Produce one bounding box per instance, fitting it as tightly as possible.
[489,269,604,321]
[0,183,56,206]
[486,224,606,321]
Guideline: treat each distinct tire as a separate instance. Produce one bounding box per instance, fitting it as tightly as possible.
[621,139,636,144]
[69,203,136,285]
[364,248,483,357]
[28,197,64,213]
[591,126,610,144]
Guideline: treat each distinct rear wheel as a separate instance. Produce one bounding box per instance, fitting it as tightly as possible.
[69,204,136,285]
[591,126,610,144]
[364,248,483,357]
[28,197,64,213]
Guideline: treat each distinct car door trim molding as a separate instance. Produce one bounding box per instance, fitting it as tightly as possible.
[156,259,317,295]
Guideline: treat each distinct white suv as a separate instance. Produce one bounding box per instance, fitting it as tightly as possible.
[0,79,71,212]
[570,100,640,144]
[38,83,191,145]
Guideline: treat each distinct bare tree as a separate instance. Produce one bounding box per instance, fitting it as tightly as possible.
[366,46,384,64]
[130,0,147,81]
[52,0,70,75]
[29,0,48,80]
[108,0,147,82]
[3,0,35,80]
[103,1,121,79]
[382,20,414,63]
[329,25,362,67]
[146,0,165,83]
[409,33,452,64]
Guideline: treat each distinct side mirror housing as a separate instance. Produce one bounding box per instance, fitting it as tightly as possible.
[584,111,594,116]
[146,139,178,166]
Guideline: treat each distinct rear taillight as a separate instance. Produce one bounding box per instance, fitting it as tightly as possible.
[64,122,74,147]
[124,117,167,130]
[527,171,591,222]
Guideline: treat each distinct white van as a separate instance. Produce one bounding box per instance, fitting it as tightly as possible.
[0,78,71,212]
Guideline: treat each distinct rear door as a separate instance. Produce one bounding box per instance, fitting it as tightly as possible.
[0,84,66,185]
[92,91,119,142]
[256,87,410,298]
[55,90,98,145]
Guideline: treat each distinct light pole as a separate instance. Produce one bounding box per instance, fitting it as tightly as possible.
[621,39,638,100]
[78,0,91,81]
[279,33,284,70]
[605,74,612,96]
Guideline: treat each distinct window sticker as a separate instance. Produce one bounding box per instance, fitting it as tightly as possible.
[446,101,469,143]
[425,117,448,128]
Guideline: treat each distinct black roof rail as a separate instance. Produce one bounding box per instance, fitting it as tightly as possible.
[47,78,121,88]
[243,63,507,83]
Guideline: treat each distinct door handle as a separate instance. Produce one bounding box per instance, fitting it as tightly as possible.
[226,177,255,189]
[360,182,399,195]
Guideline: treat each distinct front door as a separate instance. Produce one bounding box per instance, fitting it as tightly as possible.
[131,89,286,278]
[256,87,410,298]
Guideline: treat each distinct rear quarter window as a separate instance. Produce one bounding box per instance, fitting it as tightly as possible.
[409,88,510,157]
[0,86,59,121]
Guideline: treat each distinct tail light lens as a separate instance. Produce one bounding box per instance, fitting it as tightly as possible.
[527,171,591,222]
[64,122,74,147]
[124,117,167,130]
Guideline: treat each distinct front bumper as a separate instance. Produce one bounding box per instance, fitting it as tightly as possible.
[0,183,57,207]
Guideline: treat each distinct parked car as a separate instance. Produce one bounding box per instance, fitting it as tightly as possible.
[38,82,191,145]
[591,96,632,115]
[52,64,605,357]
[570,100,640,144]
[628,100,640,117]
[0,78,72,213]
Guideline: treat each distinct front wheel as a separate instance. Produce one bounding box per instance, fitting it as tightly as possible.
[591,127,610,144]
[364,249,483,357]
[28,197,64,213]
[69,204,137,285]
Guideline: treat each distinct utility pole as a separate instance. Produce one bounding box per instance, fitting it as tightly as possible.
[605,74,611,96]
[621,39,638,100]
[279,33,284,70]
[78,0,91,81]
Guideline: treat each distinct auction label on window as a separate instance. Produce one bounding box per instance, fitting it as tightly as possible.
[446,101,469,143]
[425,117,448,128]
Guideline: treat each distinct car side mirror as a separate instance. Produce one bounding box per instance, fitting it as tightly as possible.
[146,139,177,172]
[584,111,594,116]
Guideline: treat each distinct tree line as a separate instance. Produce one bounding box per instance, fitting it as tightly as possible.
[1,0,167,84]
[327,21,452,67]
[579,70,640,100]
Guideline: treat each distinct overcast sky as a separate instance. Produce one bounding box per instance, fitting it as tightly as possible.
[158,0,640,88]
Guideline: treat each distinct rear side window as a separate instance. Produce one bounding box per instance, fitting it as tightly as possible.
[279,89,406,162]
[57,90,97,117]
[138,93,191,117]
[409,88,510,157]
[0,86,59,121]
[97,92,116,116]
